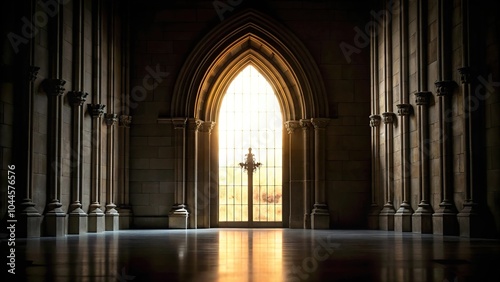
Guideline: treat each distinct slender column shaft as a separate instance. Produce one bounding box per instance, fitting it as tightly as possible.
[169,118,189,229]
[284,120,303,228]
[196,120,215,228]
[300,119,313,229]
[186,119,198,228]
[310,118,330,229]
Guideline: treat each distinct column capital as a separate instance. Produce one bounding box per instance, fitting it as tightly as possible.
[299,119,313,130]
[381,112,395,124]
[415,91,431,106]
[396,103,412,116]
[42,78,66,97]
[458,66,472,84]
[284,120,301,134]
[369,114,381,127]
[88,104,106,118]
[172,118,187,129]
[28,66,40,82]
[119,115,132,128]
[434,80,457,96]
[105,113,118,126]
[68,91,89,107]
[196,120,215,133]
[311,118,330,129]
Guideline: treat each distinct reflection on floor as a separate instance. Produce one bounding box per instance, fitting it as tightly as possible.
[10,229,500,281]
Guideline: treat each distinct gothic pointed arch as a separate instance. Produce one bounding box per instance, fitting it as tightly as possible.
[171,9,328,121]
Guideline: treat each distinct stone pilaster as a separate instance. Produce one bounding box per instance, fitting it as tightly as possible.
[42,78,67,237]
[105,113,119,231]
[169,118,189,229]
[412,91,433,233]
[87,103,105,233]
[310,118,330,229]
[196,120,215,228]
[67,91,89,234]
[395,104,413,232]
[368,114,381,229]
[118,115,133,229]
[300,119,313,229]
[285,120,304,228]
[433,80,458,235]
[19,66,42,238]
[379,112,396,231]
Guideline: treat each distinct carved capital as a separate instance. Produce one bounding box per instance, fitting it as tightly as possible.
[396,104,412,116]
[172,118,187,130]
[311,118,330,129]
[196,120,215,133]
[284,120,301,134]
[87,104,106,118]
[299,119,313,130]
[381,112,395,124]
[119,115,132,128]
[42,78,66,96]
[105,113,118,126]
[434,80,456,96]
[415,91,431,106]
[369,115,381,127]
[458,67,471,84]
[68,91,89,107]
[28,66,40,82]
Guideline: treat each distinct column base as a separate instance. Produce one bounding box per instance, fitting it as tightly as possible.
[168,204,189,229]
[68,209,88,235]
[118,206,133,229]
[368,204,381,230]
[379,204,396,231]
[412,203,433,234]
[19,199,42,238]
[457,202,481,238]
[311,204,330,229]
[45,200,66,237]
[105,213,120,231]
[394,203,413,232]
[433,202,458,235]
[88,205,105,233]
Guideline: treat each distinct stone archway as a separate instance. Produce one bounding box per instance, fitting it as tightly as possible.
[168,9,331,229]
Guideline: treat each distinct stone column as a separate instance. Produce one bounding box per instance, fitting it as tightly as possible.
[300,119,313,229]
[43,78,67,237]
[412,91,433,233]
[368,115,381,229]
[118,115,133,229]
[186,119,198,228]
[19,66,42,238]
[88,103,105,232]
[395,104,413,232]
[105,113,119,230]
[68,91,89,234]
[169,118,188,228]
[379,112,396,230]
[196,120,215,228]
[433,81,458,235]
[311,118,330,229]
[284,120,303,228]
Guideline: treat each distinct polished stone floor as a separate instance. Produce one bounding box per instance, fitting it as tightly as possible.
[7,229,500,281]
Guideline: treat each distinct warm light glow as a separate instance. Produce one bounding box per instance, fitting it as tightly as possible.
[219,65,283,223]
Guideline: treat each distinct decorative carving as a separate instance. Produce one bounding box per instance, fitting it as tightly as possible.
[28,66,40,82]
[369,115,381,127]
[172,118,187,129]
[300,119,313,130]
[396,104,412,116]
[285,120,301,134]
[42,78,66,96]
[119,115,132,128]
[105,113,118,126]
[415,91,431,106]
[311,118,330,129]
[68,91,89,107]
[196,120,215,133]
[434,80,456,96]
[381,112,395,124]
[87,104,105,118]
[458,67,471,84]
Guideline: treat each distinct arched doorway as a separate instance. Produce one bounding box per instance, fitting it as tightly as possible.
[169,10,331,229]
